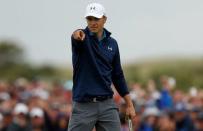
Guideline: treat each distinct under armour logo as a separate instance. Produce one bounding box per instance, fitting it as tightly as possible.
[90,7,96,10]
[108,46,112,51]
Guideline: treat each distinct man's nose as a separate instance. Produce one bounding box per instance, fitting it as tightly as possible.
[90,21,97,26]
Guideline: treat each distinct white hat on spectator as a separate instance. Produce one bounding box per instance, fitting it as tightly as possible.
[0,92,10,101]
[30,107,44,118]
[143,107,160,117]
[14,103,28,115]
[15,77,28,87]
[32,88,49,100]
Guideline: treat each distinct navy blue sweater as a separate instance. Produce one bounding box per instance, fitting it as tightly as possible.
[71,27,129,102]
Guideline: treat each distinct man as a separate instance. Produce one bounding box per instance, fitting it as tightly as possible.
[196,112,203,131]
[7,103,31,131]
[30,107,48,131]
[173,102,195,131]
[68,3,136,131]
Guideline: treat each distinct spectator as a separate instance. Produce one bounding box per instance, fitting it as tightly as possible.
[158,76,173,110]
[146,80,161,107]
[57,113,69,131]
[30,107,48,131]
[45,103,60,131]
[7,103,31,131]
[195,112,203,131]
[173,102,195,131]
[157,112,175,131]
[139,107,160,131]
[0,109,13,131]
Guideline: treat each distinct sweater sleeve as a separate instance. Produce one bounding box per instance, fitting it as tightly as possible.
[112,44,129,97]
[71,29,86,50]
[71,35,84,50]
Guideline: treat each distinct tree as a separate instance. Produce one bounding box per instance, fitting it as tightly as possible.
[0,40,63,81]
[0,40,24,66]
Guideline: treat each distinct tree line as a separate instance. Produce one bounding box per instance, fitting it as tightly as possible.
[1,40,203,90]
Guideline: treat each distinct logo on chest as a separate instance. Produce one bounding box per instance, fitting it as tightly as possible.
[107,46,113,51]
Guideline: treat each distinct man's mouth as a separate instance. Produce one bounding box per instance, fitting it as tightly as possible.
[90,27,97,29]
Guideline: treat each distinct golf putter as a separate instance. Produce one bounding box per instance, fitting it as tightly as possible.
[127,116,133,131]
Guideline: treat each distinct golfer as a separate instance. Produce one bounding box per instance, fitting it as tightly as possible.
[68,3,136,131]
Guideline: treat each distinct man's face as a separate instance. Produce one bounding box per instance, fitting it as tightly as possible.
[31,116,44,127]
[86,16,106,33]
[174,112,185,122]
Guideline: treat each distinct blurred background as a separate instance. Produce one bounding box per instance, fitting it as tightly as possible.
[0,0,203,131]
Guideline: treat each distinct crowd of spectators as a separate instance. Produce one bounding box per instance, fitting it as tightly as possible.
[0,78,71,131]
[0,76,203,131]
[119,76,203,131]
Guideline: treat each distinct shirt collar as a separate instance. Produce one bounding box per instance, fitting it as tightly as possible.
[89,29,106,41]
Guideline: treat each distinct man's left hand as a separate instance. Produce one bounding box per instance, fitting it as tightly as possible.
[123,94,136,120]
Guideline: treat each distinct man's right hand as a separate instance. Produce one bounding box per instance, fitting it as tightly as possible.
[72,30,85,41]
